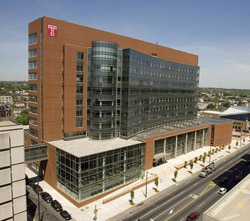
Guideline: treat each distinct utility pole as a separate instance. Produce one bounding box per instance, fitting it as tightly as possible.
[37,182,41,221]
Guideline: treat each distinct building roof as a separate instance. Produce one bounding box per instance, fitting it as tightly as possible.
[134,118,232,139]
[221,106,250,116]
[49,137,143,158]
[202,110,222,115]
[204,174,250,221]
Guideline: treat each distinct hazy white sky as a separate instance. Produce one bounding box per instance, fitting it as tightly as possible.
[0,0,250,89]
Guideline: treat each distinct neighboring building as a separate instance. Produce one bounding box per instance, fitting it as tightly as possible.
[24,17,233,207]
[203,174,250,221]
[0,103,12,121]
[220,106,250,132]
[0,121,27,220]
[200,110,221,118]
[0,96,13,105]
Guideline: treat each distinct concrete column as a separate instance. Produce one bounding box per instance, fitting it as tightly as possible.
[175,136,178,158]
[185,133,188,154]
[102,157,106,192]
[123,152,127,183]
[202,129,205,147]
[194,131,197,150]
[164,138,166,153]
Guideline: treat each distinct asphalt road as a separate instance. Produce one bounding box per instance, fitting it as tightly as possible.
[114,143,250,221]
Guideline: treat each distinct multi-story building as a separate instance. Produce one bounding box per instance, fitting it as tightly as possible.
[0,121,27,220]
[0,96,13,105]
[25,16,233,207]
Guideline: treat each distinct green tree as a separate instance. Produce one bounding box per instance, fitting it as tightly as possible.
[174,170,178,180]
[194,157,198,163]
[202,156,206,164]
[190,160,194,171]
[236,141,238,146]
[154,177,159,190]
[130,190,134,203]
[15,109,29,125]
[228,145,231,151]
[206,103,216,110]
[184,161,187,168]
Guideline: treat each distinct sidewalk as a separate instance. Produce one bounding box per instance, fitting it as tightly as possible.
[26,137,250,221]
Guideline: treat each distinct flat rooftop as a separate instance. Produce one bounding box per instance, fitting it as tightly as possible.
[135,118,232,139]
[0,120,23,131]
[49,137,143,158]
[204,174,250,220]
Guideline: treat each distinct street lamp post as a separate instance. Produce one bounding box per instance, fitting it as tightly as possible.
[209,145,212,164]
[145,171,154,198]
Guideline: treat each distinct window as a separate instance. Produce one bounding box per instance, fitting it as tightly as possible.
[29,84,37,91]
[77,52,84,60]
[29,117,38,125]
[28,72,37,80]
[76,75,83,82]
[29,61,37,69]
[76,110,83,116]
[76,99,83,105]
[76,86,83,94]
[28,49,37,58]
[76,119,83,127]
[29,128,38,137]
[77,63,83,71]
[29,33,37,45]
[29,95,37,102]
[29,106,37,114]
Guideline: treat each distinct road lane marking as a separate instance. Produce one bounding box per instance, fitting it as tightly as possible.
[165,183,217,220]
[138,190,186,219]
[198,202,205,207]
[153,196,190,220]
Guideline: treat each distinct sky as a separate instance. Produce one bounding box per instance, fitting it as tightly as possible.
[0,0,250,89]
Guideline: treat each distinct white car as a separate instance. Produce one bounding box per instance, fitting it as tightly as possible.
[218,187,227,195]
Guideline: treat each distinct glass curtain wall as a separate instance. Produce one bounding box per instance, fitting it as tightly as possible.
[88,41,118,140]
[56,143,145,202]
[121,49,199,138]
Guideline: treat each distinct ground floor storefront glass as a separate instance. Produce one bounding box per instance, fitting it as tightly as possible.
[56,143,145,202]
[153,128,209,165]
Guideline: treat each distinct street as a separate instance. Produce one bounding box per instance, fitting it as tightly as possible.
[115,143,250,221]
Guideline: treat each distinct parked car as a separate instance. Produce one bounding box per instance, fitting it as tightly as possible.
[245,160,250,165]
[32,184,43,194]
[186,211,200,220]
[41,192,53,203]
[218,187,227,195]
[220,177,229,184]
[51,200,63,212]
[60,210,72,220]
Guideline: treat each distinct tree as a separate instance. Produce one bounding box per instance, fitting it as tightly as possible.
[243,138,245,143]
[154,177,159,191]
[130,190,134,203]
[190,160,194,171]
[236,141,238,146]
[199,155,202,161]
[206,103,216,110]
[228,145,231,151]
[174,170,178,180]
[194,157,198,163]
[202,156,206,164]
[15,109,29,125]
[184,161,187,168]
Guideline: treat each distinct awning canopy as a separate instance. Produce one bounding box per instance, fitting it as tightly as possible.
[153,152,171,161]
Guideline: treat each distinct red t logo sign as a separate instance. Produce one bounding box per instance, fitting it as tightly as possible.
[47,24,57,37]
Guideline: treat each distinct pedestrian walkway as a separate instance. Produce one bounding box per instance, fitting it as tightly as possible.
[26,137,250,221]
